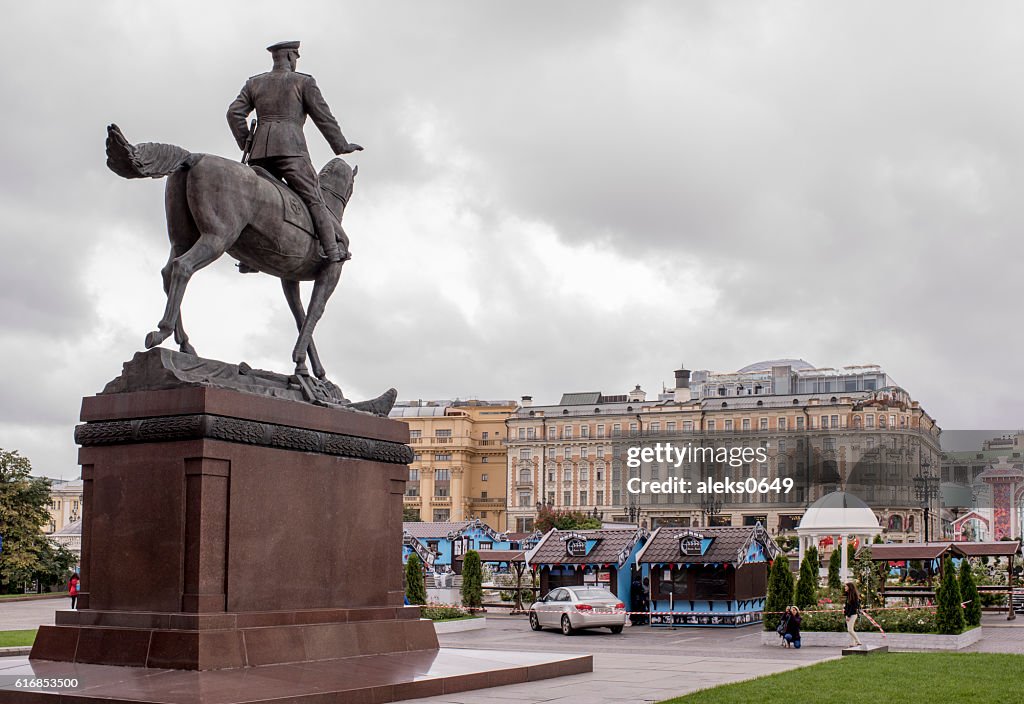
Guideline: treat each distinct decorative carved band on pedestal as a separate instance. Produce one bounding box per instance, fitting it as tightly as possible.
[74,413,415,464]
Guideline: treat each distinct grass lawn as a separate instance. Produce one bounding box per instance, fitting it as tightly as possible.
[0,629,37,647]
[660,653,1024,704]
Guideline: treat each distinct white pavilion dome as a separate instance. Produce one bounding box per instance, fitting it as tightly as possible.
[797,491,881,535]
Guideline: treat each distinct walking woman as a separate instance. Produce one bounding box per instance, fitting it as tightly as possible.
[843,581,862,647]
[68,572,81,610]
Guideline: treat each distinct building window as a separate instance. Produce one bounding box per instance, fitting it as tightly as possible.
[650,422,661,434]
[519,448,531,460]
[796,417,805,430]
[667,421,676,432]
[519,468,532,483]
[866,415,875,428]
[518,492,531,506]
[564,447,572,459]
[580,465,589,481]
[742,418,750,430]
[518,428,526,440]
[778,440,786,452]
[434,453,452,462]
[433,510,449,521]
[613,424,622,436]
[527,427,536,439]
[725,419,734,431]
[563,468,572,481]
[581,425,590,438]
[629,422,638,436]
[613,489,621,505]
[410,430,422,439]
[563,491,572,506]
[564,425,573,439]
[707,420,716,431]
[684,421,694,431]
[820,416,829,429]
[831,415,840,428]
[481,491,488,499]
[760,418,768,430]
[481,473,488,481]
[596,464,605,481]
[435,469,451,480]
[579,490,587,505]
[596,490,604,505]
[778,417,786,430]
[548,426,556,439]
[548,469,556,482]
[406,487,419,496]
[481,456,489,463]
[597,424,605,438]
[409,468,419,481]
[435,486,449,497]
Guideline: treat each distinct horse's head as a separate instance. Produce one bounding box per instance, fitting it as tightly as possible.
[319,158,357,216]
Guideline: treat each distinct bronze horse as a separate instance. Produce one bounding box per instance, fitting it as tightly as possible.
[105,124,354,382]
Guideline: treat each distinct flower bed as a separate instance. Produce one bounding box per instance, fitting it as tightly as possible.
[760,626,982,650]
[801,607,939,634]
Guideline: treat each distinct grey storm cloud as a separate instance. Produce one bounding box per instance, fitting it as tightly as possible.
[2,0,1023,476]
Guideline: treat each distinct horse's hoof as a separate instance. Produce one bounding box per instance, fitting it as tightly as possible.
[145,330,169,349]
[295,363,310,376]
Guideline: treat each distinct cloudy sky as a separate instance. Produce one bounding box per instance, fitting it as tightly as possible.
[3,1,1023,476]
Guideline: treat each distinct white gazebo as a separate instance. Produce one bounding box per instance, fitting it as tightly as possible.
[797,491,882,583]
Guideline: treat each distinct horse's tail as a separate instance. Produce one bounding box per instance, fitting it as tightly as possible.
[105,124,200,179]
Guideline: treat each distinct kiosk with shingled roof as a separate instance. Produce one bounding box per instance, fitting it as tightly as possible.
[635,523,781,626]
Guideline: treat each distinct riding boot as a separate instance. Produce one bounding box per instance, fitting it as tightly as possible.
[310,203,343,262]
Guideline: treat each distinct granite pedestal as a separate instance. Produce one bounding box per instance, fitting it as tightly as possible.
[27,355,591,701]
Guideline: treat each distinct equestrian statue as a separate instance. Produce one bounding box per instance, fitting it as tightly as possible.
[104,41,393,414]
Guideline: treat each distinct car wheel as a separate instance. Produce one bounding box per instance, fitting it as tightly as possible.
[609,625,624,634]
[529,612,542,631]
[561,615,574,636]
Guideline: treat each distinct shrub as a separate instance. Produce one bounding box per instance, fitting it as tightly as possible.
[764,554,794,632]
[935,555,965,635]
[828,548,842,591]
[405,553,427,605]
[852,548,882,608]
[461,550,484,609]
[801,607,938,634]
[795,553,818,609]
[959,559,981,627]
[421,603,471,620]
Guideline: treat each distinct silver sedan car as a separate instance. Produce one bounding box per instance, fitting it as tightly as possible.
[529,586,627,635]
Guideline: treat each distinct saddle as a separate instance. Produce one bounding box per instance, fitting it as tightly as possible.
[250,165,316,236]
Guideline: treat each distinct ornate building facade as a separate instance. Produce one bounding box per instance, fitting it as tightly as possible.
[390,400,517,530]
[506,360,942,541]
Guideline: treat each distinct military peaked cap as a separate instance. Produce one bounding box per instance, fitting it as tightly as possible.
[266,40,300,53]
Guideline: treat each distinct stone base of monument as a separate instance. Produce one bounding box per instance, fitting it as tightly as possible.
[20,351,592,701]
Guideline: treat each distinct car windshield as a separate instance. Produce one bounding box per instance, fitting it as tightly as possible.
[571,588,616,599]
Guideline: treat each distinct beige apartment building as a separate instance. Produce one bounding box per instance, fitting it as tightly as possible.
[389,400,517,531]
[506,360,942,542]
[45,479,83,534]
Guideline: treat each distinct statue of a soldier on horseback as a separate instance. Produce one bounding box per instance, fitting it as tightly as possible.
[105,41,393,413]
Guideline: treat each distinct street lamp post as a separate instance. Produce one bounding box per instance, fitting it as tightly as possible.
[913,459,939,543]
[701,494,722,528]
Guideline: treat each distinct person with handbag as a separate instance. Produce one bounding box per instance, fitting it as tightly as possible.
[844,582,862,647]
[783,606,802,649]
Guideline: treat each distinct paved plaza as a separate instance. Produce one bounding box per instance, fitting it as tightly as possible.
[2,600,1021,703]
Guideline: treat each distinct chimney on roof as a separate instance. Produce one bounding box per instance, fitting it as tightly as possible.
[520,395,533,408]
[673,365,691,403]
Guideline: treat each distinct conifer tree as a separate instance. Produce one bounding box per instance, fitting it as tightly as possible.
[959,558,981,627]
[461,550,484,609]
[764,554,794,631]
[795,552,818,608]
[935,555,965,635]
[405,553,427,605]
[828,547,842,591]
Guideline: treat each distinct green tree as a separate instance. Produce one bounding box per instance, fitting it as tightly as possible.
[795,552,818,608]
[873,534,884,544]
[461,550,484,609]
[828,548,842,591]
[405,553,427,605]
[0,449,75,592]
[852,548,882,608]
[764,554,794,631]
[402,507,422,522]
[959,558,981,627]
[535,506,602,533]
[806,545,820,573]
[935,555,965,635]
